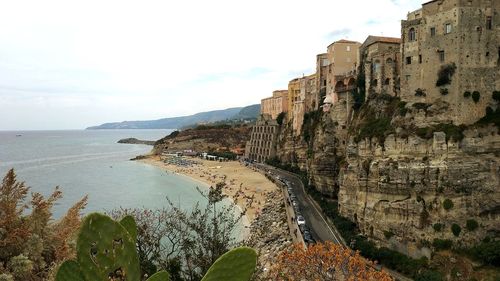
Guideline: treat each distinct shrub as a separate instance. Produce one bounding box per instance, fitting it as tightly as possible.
[451,223,461,237]
[357,117,392,142]
[464,91,471,98]
[276,112,286,126]
[440,88,449,95]
[413,102,431,111]
[433,223,444,232]
[398,101,408,116]
[415,270,443,281]
[436,63,457,86]
[472,91,480,103]
[416,124,465,142]
[468,240,500,266]
[384,230,395,240]
[493,91,500,102]
[466,219,479,231]
[415,88,426,97]
[443,199,453,210]
[433,239,453,250]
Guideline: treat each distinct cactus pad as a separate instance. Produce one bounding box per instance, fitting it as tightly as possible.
[76,213,140,281]
[120,215,138,242]
[145,271,169,281]
[55,260,84,281]
[201,247,257,281]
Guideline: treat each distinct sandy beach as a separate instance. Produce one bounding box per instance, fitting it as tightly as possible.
[140,155,279,224]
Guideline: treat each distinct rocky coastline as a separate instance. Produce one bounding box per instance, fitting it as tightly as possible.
[117,137,156,145]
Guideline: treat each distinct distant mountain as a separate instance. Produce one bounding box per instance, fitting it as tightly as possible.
[233,104,260,120]
[86,104,260,130]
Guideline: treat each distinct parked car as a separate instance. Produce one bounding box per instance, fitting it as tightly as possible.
[290,194,297,201]
[293,204,301,213]
[299,224,310,233]
[303,232,316,244]
[296,215,306,225]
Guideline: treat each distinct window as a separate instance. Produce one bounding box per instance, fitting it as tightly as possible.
[384,78,390,85]
[439,50,445,62]
[445,23,452,34]
[419,55,422,63]
[430,27,436,37]
[346,46,351,51]
[406,56,412,64]
[409,28,416,41]
[386,58,393,64]
[487,16,492,30]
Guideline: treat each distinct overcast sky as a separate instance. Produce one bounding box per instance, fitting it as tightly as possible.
[0,0,422,130]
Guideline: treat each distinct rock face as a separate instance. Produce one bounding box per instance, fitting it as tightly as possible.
[275,93,500,259]
[245,190,292,279]
[339,95,500,258]
[152,125,251,155]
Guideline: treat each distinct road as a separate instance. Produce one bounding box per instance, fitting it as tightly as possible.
[255,163,413,281]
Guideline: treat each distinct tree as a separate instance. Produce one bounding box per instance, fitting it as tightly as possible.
[269,242,392,281]
[112,182,244,281]
[0,169,87,281]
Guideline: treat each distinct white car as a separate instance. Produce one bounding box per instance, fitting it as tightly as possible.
[296,215,306,225]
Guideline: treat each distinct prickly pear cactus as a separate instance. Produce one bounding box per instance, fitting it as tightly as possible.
[76,212,141,281]
[120,215,138,242]
[201,247,257,281]
[55,260,84,281]
[145,271,169,281]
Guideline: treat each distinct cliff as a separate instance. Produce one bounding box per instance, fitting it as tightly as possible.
[152,125,252,155]
[275,94,500,260]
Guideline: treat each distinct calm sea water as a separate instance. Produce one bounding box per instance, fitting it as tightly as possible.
[0,130,235,220]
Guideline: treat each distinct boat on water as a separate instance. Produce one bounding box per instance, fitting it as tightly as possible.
[15,134,22,137]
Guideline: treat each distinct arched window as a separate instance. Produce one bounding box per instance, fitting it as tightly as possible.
[372,79,378,86]
[385,78,390,85]
[386,57,393,64]
[409,28,416,41]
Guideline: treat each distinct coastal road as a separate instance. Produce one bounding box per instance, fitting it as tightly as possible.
[255,163,413,281]
[255,163,343,244]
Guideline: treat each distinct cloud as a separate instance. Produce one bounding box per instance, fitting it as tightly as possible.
[0,0,424,130]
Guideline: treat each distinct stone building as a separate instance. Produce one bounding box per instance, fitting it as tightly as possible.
[313,53,329,110]
[400,0,500,125]
[360,36,402,97]
[260,90,288,120]
[244,115,279,163]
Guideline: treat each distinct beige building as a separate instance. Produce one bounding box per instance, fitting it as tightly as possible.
[260,90,288,119]
[244,115,279,163]
[287,74,317,134]
[360,36,402,97]
[401,0,500,124]
[314,53,329,110]
[325,39,362,101]
[287,78,301,121]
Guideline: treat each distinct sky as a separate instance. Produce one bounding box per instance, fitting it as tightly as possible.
[0,0,422,130]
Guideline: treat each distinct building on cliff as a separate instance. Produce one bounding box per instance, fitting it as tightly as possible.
[360,36,402,97]
[313,53,329,111]
[261,90,289,120]
[400,0,500,125]
[244,114,279,163]
[288,75,316,135]
[325,40,361,102]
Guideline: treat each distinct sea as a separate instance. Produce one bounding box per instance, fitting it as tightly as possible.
[0,130,240,224]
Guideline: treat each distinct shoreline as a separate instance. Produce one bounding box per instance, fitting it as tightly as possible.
[138,155,280,238]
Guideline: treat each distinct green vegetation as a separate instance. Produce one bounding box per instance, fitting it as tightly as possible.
[276,112,285,126]
[443,199,454,210]
[208,151,237,160]
[436,63,457,87]
[433,223,444,232]
[302,110,322,143]
[472,91,481,103]
[356,117,392,142]
[493,91,500,102]
[55,213,257,281]
[464,91,471,98]
[466,219,479,231]
[451,223,462,237]
[412,102,432,111]
[416,123,465,142]
[352,62,366,111]
[415,270,443,281]
[476,105,500,131]
[415,88,427,97]
[466,240,500,266]
[433,239,453,250]
[398,101,408,116]
[384,230,395,240]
